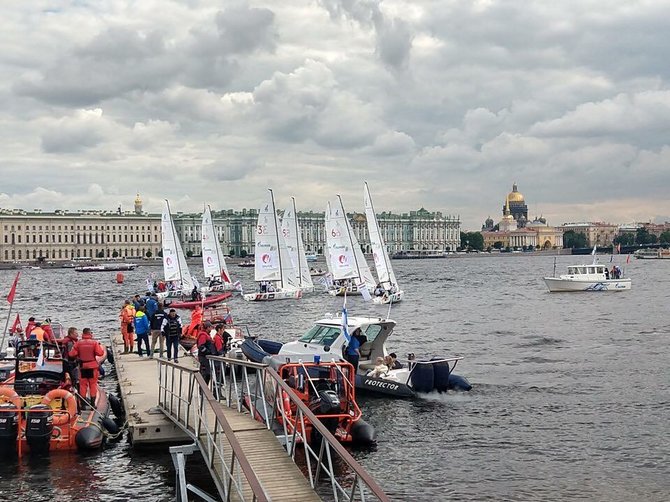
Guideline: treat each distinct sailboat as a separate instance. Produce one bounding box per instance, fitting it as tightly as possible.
[325,195,376,296]
[281,197,314,292]
[158,199,195,299]
[201,205,236,292]
[364,182,404,304]
[243,190,302,302]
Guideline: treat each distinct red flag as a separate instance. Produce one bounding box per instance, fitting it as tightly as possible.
[6,271,20,304]
[626,254,631,264]
[616,243,621,254]
[9,314,21,334]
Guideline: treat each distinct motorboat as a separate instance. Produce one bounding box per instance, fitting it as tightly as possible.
[241,313,471,398]
[242,353,376,446]
[74,263,137,272]
[634,248,670,259]
[237,260,255,267]
[0,340,117,455]
[543,264,631,292]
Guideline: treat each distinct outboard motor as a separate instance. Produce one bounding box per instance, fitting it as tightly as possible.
[0,403,19,452]
[25,404,53,453]
[308,390,341,450]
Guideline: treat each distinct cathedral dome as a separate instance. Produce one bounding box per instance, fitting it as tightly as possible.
[507,183,524,203]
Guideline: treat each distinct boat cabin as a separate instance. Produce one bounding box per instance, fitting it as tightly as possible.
[562,265,611,279]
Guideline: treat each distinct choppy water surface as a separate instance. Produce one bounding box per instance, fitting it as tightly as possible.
[0,255,668,501]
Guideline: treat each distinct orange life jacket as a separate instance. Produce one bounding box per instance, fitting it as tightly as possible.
[31,326,46,341]
[70,333,105,370]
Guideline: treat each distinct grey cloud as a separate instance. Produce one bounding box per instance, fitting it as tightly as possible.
[215,4,276,55]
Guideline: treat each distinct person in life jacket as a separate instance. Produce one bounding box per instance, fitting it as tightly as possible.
[196,321,215,384]
[42,318,55,343]
[186,306,203,338]
[61,327,80,389]
[69,328,105,408]
[30,322,46,341]
[161,309,183,362]
[134,307,151,357]
[119,300,136,353]
[25,317,37,339]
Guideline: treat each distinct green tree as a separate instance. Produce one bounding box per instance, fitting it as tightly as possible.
[158,250,163,258]
[659,231,670,243]
[240,249,248,258]
[563,230,587,248]
[96,251,105,258]
[636,227,651,245]
[145,250,152,258]
[112,250,119,258]
[186,250,194,258]
[649,234,658,244]
[229,248,236,257]
[614,233,635,246]
[493,241,504,249]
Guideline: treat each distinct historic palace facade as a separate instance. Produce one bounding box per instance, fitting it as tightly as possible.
[0,197,460,262]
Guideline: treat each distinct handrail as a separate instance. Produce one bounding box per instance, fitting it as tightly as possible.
[156,359,270,502]
[208,354,390,502]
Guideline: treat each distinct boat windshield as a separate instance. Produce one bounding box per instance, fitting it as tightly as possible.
[363,324,384,343]
[299,325,342,346]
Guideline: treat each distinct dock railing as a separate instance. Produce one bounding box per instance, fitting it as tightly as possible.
[157,359,271,501]
[208,355,390,502]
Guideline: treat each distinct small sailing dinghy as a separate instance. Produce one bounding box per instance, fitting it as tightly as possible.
[201,204,237,292]
[281,197,314,293]
[243,189,302,301]
[325,195,376,297]
[157,200,196,300]
[364,182,404,304]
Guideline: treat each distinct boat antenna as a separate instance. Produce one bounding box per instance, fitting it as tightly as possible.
[337,194,364,289]
[386,294,393,320]
[291,196,303,288]
[268,188,283,289]
[552,256,556,278]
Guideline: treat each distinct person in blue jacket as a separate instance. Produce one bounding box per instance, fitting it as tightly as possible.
[134,307,151,357]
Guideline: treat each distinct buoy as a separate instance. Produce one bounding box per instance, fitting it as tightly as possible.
[102,417,120,435]
[108,393,125,418]
[116,273,124,284]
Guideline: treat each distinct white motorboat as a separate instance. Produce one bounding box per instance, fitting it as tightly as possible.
[364,182,404,304]
[634,248,670,259]
[242,189,302,302]
[241,313,471,398]
[543,263,631,292]
[281,197,314,293]
[201,204,237,292]
[325,196,376,297]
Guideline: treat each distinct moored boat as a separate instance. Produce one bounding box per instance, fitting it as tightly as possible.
[0,340,114,455]
[166,292,232,310]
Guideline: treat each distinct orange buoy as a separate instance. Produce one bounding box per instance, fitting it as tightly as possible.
[116,273,124,284]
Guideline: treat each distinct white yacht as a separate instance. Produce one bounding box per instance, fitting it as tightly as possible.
[543,264,631,292]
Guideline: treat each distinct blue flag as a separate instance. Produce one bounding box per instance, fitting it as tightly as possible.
[36,342,45,367]
[341,305,350,342]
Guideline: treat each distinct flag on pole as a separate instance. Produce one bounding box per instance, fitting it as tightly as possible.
[357,282,372,302]
[36,341,45,367]
[616,243,621,254]
[6,272,20,304]
[591,244,597,256]
[609,255,613,262]
[341,303,351,342]
[233,280,243,291]
[9,314,21,334]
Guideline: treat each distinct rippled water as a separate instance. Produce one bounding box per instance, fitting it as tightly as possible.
[1,255,668,501]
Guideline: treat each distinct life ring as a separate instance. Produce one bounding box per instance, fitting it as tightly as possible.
[0,387,21,408]
[280,391,292,421]
[42,389,78,426]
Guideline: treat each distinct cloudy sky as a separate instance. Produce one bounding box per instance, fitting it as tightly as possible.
[2,0,669,230]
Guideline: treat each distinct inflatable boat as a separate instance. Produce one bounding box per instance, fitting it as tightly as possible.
[0,340,114,455]
[166,292,232,310]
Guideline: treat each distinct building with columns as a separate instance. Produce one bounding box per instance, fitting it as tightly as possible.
[0,198,460,262]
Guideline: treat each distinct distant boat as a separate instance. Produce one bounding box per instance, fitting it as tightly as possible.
[75,263,137,272]
[201,204,237,291]
[543,248,631,292]
[238,260,255,267]
[158,199,196,299]
[634,248,670,259]
[281,197,314,293]
[391,250,446,259]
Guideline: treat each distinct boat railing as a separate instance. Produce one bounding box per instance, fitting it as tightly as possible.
[208,355,390,502]
[156,359,271,502]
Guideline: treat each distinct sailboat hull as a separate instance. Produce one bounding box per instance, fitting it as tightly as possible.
[328,286,362,297]
[243,290,302,302]
[372,290,404,304]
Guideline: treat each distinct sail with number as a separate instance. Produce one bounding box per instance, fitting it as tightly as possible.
[326,195,376,289]
[281,198,313,290]
[201,205,232,285]
[254,190,300,290]
[161,200,194,291]
[364,182,398,287]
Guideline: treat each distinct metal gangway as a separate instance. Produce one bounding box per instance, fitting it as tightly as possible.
[157,357,389,502]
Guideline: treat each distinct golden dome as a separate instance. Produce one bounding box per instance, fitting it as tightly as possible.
[134,193,142,204]
[507,183,524,203]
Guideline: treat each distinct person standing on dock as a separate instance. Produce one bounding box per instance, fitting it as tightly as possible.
[196,321,215,384]
[161,309,183,362]
[134,307,151,357]
[69,328,105,409]
[120,300,136,353]
[149,303,167,358]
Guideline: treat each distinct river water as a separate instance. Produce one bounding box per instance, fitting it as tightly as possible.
[0,255,668,501]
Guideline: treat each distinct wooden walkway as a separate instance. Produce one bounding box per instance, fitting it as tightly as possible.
[113,332,320,500]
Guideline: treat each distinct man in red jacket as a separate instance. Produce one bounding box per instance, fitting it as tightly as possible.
[69,328,105,408]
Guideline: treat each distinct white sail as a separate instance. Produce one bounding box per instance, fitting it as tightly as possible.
[364,182,398,286]
[201,205,232,284]
[327,196,376,289]
[254,190,300,290]
[324,201,333,274]
[161,200,194,291]
[281,198,314,289]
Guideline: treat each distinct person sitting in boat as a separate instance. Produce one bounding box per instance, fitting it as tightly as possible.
[368,357,389,378]
[208,275,222,287]
[267,282,276,293]
[29,321,49,342]
[191,286,201,301]
[157,281,167,292]
[185,305,203,338]
[388,352,402,369]
[374,283,384,297]
[260,281,267,293]
[69,328,105,410]
[25,316,37,338]
[605,268,610,279]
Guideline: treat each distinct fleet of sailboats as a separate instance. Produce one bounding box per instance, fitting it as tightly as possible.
[242,189,302,301]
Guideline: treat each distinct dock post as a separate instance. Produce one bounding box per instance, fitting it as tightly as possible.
[169,443,198,502]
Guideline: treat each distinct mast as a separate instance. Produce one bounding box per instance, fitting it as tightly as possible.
[291,197,303,287]
[269,189,283,289]
[337,194,363,284]
[364,181,393,285]
[209,204,226,281]
[166,199,185,289]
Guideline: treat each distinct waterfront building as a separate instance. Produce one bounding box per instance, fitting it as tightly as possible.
[0,198,460,262]
[562,222,618,247]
